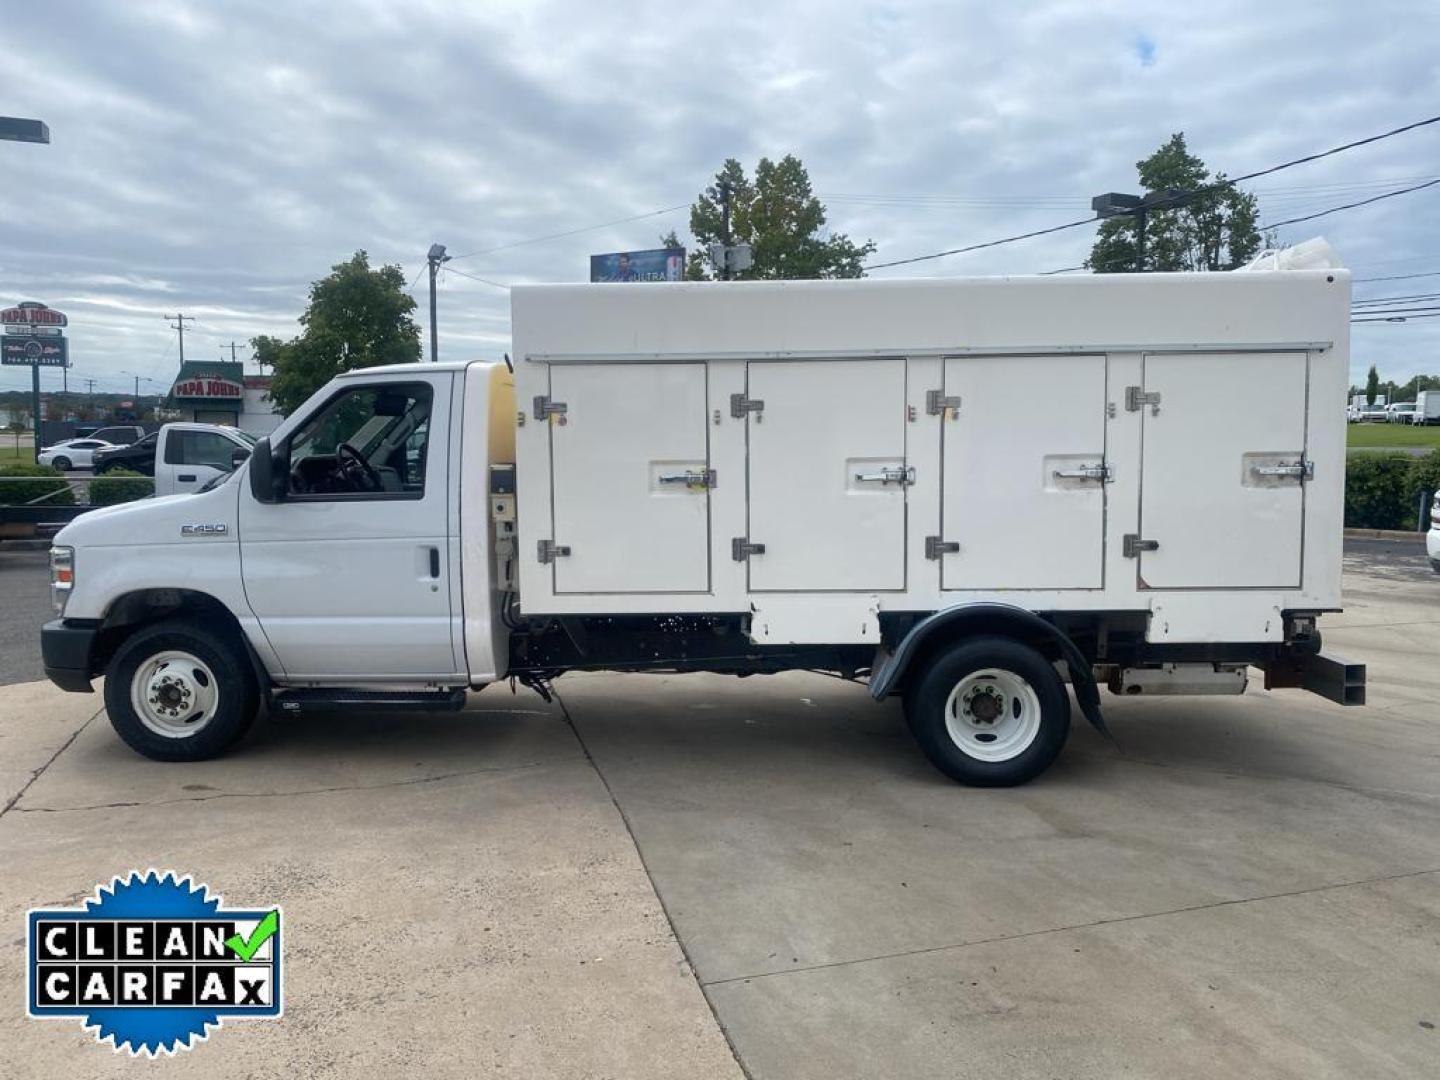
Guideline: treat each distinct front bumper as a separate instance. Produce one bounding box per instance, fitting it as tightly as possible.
[42,619,98,693]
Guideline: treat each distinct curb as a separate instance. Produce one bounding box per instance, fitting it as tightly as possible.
[1343,527,1427,542]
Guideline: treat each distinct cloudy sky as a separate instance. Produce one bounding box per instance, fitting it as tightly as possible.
[2,0,1438,399]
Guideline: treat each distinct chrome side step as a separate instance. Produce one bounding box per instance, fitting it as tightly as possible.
[271,688,468,714]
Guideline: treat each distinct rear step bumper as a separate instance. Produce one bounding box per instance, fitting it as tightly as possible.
[272,688,468,714]
[1264,650,1366,706]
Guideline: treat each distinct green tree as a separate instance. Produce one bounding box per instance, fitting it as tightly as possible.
[1365,365,1380,405]
[1088,133,1264,273]
[258,251,421,415]
[677,156,875,280]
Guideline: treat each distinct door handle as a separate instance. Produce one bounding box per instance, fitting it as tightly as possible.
[657,468,717,489]
[178,473,196,482]
[428,547,440,578]
[854,466,915,486]
[1052,463,1113,482]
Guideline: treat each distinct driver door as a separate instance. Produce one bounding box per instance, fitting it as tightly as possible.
[238,375,458,679]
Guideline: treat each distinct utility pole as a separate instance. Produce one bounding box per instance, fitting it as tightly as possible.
[220,341,246,364]
[718,181,733,281]
[163,313,194,366]
[426,244,450,363]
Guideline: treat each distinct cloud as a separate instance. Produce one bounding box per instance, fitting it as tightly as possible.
[1,0,1438,395]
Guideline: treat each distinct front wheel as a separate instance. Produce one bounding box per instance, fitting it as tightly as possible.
[104,618,259,761]
[51,456,71,471]
[903,636,1070,786]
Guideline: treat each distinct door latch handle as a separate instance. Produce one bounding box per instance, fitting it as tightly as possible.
[177,473,197,482]
[1052,463,1113,482]
[428,547,440,578]
[657,468,717,489]
[854,466,915,486]
[1251,460,1314,480]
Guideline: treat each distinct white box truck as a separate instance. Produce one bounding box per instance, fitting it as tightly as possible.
[1414,389,1440,425]
[40,265,1363,786]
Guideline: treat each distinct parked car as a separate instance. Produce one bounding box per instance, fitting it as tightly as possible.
[77,424,147,446]
[92,432,157,476]
[36,438,116,471]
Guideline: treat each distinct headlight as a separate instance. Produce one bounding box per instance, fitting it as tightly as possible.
[50,546,74,615]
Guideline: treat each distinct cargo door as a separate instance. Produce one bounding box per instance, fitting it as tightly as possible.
[745,358,907,591]
[548,363,710,593]
[940,354,1108,589]
[1137,351,1307,588]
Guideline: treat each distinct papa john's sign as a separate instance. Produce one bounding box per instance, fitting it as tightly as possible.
[173,377,243,401]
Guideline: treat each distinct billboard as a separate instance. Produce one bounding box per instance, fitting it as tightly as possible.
[589,247,686,283]
[1,335,67,367]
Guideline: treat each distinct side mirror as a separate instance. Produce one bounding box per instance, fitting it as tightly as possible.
[247,437,284,504]
[230,446,251,470]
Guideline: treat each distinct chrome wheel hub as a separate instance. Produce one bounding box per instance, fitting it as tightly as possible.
[131,651,219,738]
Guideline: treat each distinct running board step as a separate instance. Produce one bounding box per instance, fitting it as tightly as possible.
[272,688,468,714]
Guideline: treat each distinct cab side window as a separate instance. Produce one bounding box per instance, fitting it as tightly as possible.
[284,383,432,499]
[164,431,238,467]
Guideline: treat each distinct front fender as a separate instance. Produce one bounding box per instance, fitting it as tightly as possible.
[870,603,1109,738]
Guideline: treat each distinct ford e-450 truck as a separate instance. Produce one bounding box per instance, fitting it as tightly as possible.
[40,261,1363,785]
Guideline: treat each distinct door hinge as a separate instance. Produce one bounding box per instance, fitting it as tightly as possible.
[926,390,961,416]
[1122,534,1159,558]
[533,395,567,421]
[925,536,960,560]
[537,539,571,563]
[1125,386,1161,415]
[1251,459,1315,481]
[1052,462,1114,483]
[730,393,764,419]
[732,537,766,561]
[657,468,717,489]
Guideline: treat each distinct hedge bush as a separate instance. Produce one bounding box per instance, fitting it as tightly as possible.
[1345,450,1440,530]
[0,462,76,507]
[88,468,153,506]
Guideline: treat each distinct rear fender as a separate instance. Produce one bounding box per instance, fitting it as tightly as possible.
[871,603,1108,738]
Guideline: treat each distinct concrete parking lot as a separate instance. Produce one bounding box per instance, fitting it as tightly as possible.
[1,540,1438,1077]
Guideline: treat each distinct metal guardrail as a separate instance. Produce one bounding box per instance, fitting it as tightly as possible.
[0,474,157,528]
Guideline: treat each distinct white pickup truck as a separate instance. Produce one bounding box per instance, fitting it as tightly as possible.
[41,265,1364,786]
[92,422,256,496]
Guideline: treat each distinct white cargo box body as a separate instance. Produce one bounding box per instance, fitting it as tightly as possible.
[512,270,1349,646]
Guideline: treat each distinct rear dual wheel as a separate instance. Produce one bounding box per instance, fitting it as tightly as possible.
[903,636,1070,786]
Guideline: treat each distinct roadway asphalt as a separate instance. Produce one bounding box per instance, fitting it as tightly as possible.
[0,549,50,685]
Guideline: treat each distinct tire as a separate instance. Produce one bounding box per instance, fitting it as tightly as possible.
[51,457,70,471]
[1430,559,1440,575]
[903,636,1070,787]
[103,618,259,761]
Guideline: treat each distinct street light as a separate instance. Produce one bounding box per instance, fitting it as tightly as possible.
[0,117,49,144]
[1091,188,1188,272]
[2,116,51,458]
[427,243,450,363]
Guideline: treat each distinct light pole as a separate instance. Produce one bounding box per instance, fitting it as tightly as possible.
[2,116,50,459]
[1091,188,1187,272]
[427,243,450,363]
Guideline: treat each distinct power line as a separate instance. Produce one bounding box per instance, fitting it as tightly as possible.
[1354,311,1440,323]
[864,112,1440,273]
[448,204,688,262]
[1354,270,1440,284]
[441,266,511,291]
[1263,177,1440,229]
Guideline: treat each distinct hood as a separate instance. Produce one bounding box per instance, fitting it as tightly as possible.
[54,482,240,549]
